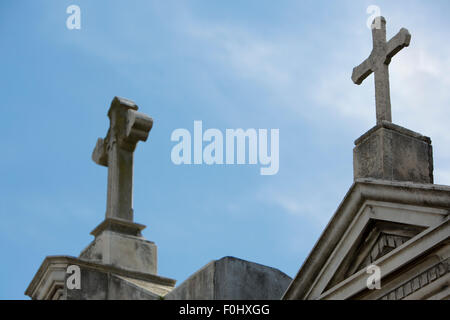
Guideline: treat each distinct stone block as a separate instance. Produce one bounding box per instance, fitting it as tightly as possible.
[79,229,157,275]
[353,121,433,183]
[165,256,292,300]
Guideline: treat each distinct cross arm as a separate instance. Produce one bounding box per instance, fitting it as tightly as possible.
[92,96,154,166]
[352,58,373,85]
[92,136,108,167]
[123,109,153,151]
[386,28,411,63]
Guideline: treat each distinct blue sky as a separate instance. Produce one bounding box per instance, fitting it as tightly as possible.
[1,1,449,299]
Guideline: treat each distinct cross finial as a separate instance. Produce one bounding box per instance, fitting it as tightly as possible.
[352,16,411,124]
[92,97,153,223]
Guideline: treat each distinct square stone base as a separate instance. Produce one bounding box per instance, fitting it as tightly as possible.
[79,220,157,275]
[353,121,433,183]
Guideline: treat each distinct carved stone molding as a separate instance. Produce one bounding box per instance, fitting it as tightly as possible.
[380,258,449,300]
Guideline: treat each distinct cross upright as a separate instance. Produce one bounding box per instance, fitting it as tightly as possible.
[92,97,153,226]
[352,16,411,124]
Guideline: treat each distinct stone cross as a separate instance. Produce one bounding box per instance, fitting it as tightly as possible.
[92,97,153,223]
[352,16,411,124]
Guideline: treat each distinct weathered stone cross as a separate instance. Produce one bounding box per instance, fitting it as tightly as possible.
[352,16,411,124]
[92,97,153,226]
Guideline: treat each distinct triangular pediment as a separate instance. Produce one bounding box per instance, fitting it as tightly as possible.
[315,200,445,298]
[326,220,424,290]
[283,180,450,300]
[351,231,411,272]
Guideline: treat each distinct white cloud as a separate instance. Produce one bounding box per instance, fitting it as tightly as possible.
[256,182,345,229]
[307,22,450,183]
[183,5,449,137]
[189,26,292,85]
[435,168,450,186]
[271,193,332,227]
[184,21,317,116]
[182,3,450,218]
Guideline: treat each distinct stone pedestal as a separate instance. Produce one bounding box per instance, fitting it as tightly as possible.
[353,121,433,183]
[79,218,157,275]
